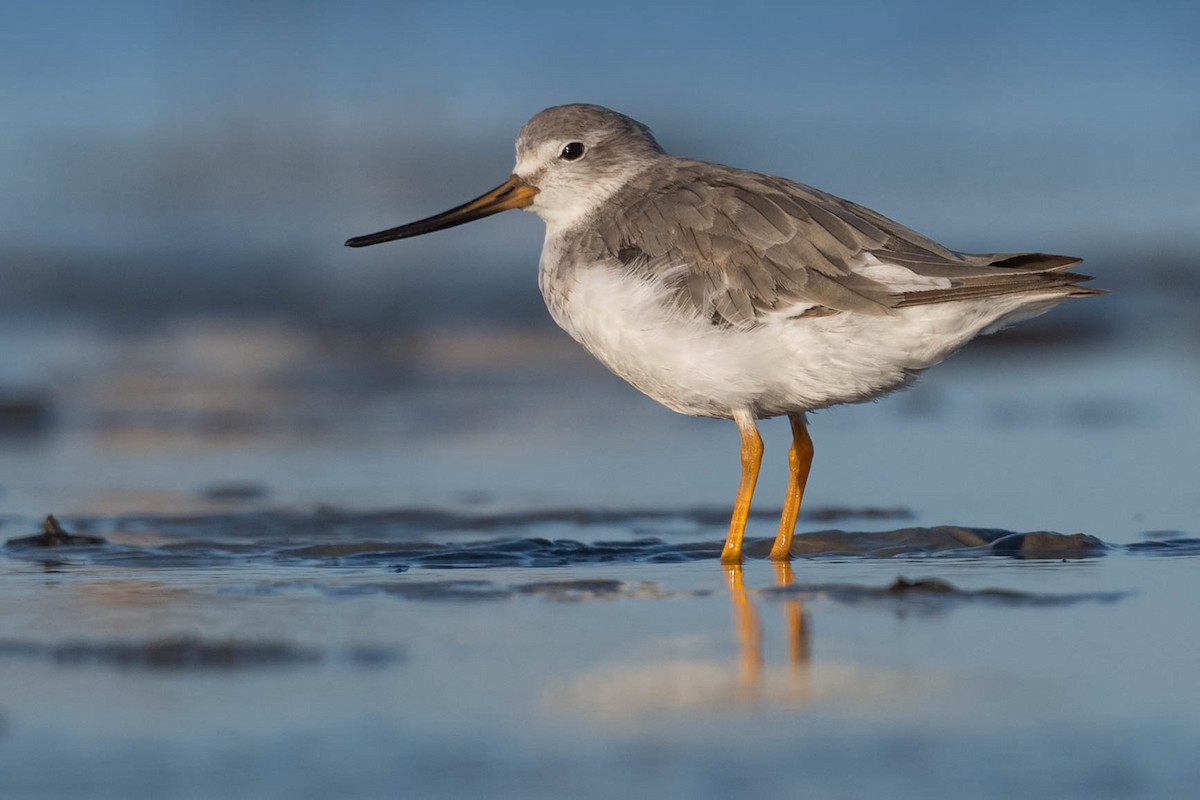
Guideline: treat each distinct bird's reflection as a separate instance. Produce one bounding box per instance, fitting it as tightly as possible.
[539,560,913,725]
[726,561,763,699]
[541,560,956,725]
[726,561,811,707]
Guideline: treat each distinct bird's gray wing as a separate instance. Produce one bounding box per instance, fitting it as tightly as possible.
[592,160,1091,328]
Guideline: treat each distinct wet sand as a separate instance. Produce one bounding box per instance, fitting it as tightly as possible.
[1,299,1199,799]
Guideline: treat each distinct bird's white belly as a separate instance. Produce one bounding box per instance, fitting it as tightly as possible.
[542,260,1062,419]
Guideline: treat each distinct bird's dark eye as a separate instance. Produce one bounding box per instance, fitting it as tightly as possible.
[560,142,585,161]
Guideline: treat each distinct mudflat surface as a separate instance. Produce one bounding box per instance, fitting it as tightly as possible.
[1,298,1198,799]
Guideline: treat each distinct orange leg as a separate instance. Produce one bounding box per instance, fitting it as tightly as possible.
[720,410,763,565]
[769,413,814,561]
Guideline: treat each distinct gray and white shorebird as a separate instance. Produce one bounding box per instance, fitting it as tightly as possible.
[346,103,1098,564]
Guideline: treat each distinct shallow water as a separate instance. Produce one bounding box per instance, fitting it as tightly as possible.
[1,293,1198,798]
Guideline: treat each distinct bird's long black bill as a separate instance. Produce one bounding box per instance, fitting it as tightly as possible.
[345,175,537,248]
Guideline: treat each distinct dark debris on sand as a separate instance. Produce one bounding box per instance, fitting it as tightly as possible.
[303,526,1108,568]
[743,526,1108,560]
[4,515,107,549]
[761,576,1128,608]
[254,572,1124,611]
[198,481,271,503]
[84,505,909,541]
[6,508,1185,570]
[256,577,706,603]
[1125,538,1200,555]
[0,392,52,436]
[0,636,404,671]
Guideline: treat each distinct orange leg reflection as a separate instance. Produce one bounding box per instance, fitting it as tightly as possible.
[724,562,811,706]
[725,564,762,698]
[774,560,812,702]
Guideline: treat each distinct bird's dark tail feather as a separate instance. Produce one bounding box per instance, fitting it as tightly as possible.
[895,252,1102,307]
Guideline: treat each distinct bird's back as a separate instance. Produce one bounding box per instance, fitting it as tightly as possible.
[551,157,1095,331]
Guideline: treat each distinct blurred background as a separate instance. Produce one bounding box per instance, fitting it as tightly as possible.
[4,8,1199,796]
[4,0,1198,322]
[1,0,1198,522]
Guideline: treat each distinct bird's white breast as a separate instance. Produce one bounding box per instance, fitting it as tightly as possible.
[538,237,1067,419]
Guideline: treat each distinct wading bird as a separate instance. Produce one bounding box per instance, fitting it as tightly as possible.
[347,104,1097,564]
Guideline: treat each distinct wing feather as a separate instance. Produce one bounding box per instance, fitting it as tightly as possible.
[592,159,1090,328]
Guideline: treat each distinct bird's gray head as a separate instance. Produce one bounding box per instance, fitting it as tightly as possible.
[514,104,665,231]
[343,104,664,249]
